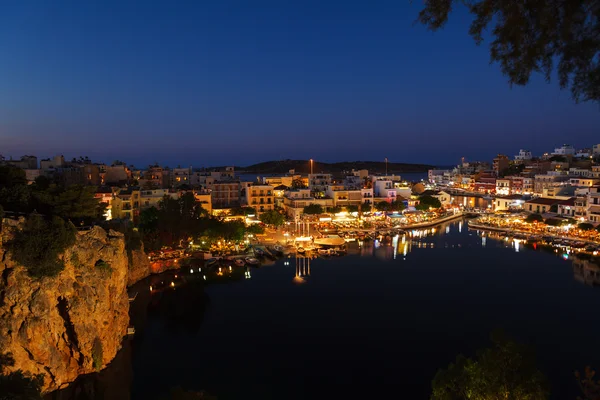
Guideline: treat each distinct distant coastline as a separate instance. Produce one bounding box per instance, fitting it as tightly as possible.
[211,159,438,175]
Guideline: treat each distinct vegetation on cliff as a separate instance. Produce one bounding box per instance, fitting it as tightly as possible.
[6,215,76,278]
[0,353,43,400]
[0,166,105,225]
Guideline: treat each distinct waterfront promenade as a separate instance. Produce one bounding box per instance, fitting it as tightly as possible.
[468,221,600,246]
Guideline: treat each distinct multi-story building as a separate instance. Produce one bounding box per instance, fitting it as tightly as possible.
[552,144,576,156]
[308,174,332,196]
[273,185,288,208]
[373,180,397,202]
[557,198,576,218]
[40,155,65,171]
[245,184,275,214]
[171,167,191,187]
[473,171,496,193]
[210,181,241,208]
[210,166,235,181]
[524,197,560,214]
[194,190,212,215]
[569,168,593,177]
[493,154,510,176]
[533,173,570,194]
[140,164,170,188]
[111,188,141,222]
[5,155,38,170]
[282,189,334,221]
[325,186,373,208]
[593,144,600,156]
[140,188,176,209]
[104,162,132,185]
[586,187,600,223]
[514,149,532,163]
[190,172,215,188]
[496,179,512,195]
[94,187,114,220]
[569,177,600,188]
[428,169,451,184]
[493,194,526,211]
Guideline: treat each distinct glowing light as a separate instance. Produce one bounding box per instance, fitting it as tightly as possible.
[190,269,193,274]
[170,282,175,287]
[203,275,207,280]
[149,285,152,291]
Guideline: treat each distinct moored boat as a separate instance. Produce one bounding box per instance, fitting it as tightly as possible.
[245,257,261,265]
[235,259,245,267]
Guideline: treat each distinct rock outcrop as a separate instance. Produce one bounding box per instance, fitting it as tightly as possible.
[0,222,130,393]
[127,248,179,286]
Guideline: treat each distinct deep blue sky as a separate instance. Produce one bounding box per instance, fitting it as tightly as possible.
[1,1,598,168]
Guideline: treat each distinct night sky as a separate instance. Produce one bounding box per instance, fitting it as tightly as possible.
[1,1,598,168]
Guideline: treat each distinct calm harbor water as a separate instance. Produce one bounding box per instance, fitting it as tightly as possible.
[126,220,600,400]
[47,219,600,400]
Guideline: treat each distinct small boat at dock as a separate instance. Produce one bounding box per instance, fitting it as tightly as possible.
[235,259,245,267]
[245,257,261,266]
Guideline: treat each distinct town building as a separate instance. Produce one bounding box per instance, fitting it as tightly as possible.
[139,164,169,188]
[493,154,510,176]
[111,188,141,222]
[104,162,132,185]
[5,155,38,169]
[244,184,275,214]
[210,166,235,181]
[193,190,212,214]
[533,173,570,194]
[308,174,332,197]
[586,187,600,223]
[514,149,532,163]
[557,198,576,218]
[171,167,192,187]
[372,180,397,202]
[552,144,576,156]
[493,194,525,211]
[282,189,334,221]
[524,197,560,214]
[209,181,241,208]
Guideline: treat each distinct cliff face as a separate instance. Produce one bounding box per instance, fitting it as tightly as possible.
[0,223,130,393]
[128,248,179,286]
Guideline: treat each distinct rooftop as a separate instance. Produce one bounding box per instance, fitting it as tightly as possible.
[524,197,561,206]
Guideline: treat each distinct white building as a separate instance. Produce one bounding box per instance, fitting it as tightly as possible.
[373,180,397,201]
[308,174,332,196]
[514,149,532,163]
[552,144,576,156]
[493,195,525,211]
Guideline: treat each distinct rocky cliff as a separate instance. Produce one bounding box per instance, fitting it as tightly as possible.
[127,248,180,286]
[0,222,130,393]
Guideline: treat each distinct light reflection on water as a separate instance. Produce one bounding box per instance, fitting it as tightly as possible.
[49,219,600,400]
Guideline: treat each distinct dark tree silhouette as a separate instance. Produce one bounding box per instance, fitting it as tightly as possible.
[418,0,600,103]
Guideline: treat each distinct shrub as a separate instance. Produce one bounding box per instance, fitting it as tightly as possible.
[0,352,44,399]
[95,260,112,273]
[579,223,595,231]
[525,213,544,223]
[70,252,82,268]
[91,338,103,372]
[7,215,76,278]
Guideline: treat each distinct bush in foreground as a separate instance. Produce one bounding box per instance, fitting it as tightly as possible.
[7,215,76,278]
